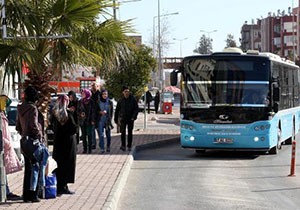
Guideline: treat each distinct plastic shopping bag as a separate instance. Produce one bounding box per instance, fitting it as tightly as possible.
[45,173,57,199]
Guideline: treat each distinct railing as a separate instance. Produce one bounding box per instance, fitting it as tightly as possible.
[163,57,183,69]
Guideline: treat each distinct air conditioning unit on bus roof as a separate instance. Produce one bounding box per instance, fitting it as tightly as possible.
[222,47,243,54]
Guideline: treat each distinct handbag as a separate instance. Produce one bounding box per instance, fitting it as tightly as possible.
[45,173,57,199]
[20,136,40,161]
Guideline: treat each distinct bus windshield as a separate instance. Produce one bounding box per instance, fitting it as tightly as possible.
[182,57,270,108]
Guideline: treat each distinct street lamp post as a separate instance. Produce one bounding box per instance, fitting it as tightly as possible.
[200,29,218,39]
[292,0,296,62]
[173,37,188,57]
[153,12,179,56]
[113,0,141,20]
[157,0,163,89]
[157,0,179,90]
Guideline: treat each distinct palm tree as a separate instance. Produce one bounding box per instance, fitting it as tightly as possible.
[0,0,133,114]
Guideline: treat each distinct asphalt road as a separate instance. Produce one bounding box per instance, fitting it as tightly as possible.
[117,140,300,210]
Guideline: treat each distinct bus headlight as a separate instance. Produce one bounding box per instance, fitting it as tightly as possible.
[254,124,270,131]
[181,123,195,131]
[190,136,195,141]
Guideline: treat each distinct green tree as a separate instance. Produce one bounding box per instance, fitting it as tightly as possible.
[105,45,156,100]
[0,0,132,113]
[194,34,213,54]
[225,34,237,48]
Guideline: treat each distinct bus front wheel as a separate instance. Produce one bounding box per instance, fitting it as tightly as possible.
[195,149,206,154]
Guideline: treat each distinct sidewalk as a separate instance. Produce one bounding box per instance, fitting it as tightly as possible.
[1,108,180,210]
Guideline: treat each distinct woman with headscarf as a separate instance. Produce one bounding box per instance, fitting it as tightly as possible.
[16,86,46,202]
[67,90,79,144]
[96,90,114,153]
[51,94,77,195]
[77,89,96,154]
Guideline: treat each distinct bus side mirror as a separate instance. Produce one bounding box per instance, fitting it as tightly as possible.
[170,71,178,86]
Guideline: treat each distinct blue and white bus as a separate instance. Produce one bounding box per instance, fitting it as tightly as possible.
[170,48,300,154]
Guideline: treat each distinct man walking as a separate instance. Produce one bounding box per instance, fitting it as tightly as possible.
[90,82,101,149]
[145,90,152,114]
[114,86,139,151]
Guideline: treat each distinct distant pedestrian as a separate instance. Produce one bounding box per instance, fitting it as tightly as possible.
[145,90,153,114]
[51,94,77,196]
[90,82,101,149]
[78,89,96,154]
[114,86,139,151]
[154,90,160,114]
[96,90,114,153]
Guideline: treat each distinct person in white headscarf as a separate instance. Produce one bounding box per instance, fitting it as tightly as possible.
[51,94,77,196]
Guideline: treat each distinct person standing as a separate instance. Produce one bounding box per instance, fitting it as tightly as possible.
[114,86,138,151]
[0,95,22,200]
[145,90,153,114]
[96,90,114,153]
[77,89,96,154]
[51,94,77,195]
[90,82,101,149]
[16,86,45,202]
[154,90,160,114]
[67,91,79,144]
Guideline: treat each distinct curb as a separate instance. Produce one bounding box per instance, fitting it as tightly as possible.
[134,137,179,153]
[102,152,133,210]
[102,137,179,210]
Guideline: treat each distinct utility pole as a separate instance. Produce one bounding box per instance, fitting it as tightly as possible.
[0,118,6,202]
[113,0,117,20]
[157,0,163,90]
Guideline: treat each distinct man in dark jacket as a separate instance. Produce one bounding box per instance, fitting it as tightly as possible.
[114,86,138,151]
[90,82,101,149]
[145,90,153,114]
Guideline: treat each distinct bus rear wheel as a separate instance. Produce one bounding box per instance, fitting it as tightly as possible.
[269,128,282,155]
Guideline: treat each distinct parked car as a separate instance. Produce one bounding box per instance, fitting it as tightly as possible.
[6,99,24,164]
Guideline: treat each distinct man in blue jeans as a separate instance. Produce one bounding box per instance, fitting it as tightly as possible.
[97,90,114,153]
[90,82,101,149]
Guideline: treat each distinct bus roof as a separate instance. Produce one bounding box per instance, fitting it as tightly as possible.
[187,48,298,68]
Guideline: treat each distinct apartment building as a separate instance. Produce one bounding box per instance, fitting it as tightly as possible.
[240,20,261,52]
[241,8,297,61]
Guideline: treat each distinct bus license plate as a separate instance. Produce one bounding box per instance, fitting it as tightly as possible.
[214,138,233,144]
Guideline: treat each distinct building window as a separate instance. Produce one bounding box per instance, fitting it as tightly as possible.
[274,24,281,33]
[273,37,281,47]
[284,35,294,46]
[283,22,294,33]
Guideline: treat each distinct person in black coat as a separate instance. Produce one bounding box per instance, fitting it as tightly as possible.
[114,86,139,151]
[154,90,160,114]
[51,94,77,195]
[67,90,79,144]
[145,90,153,114]
[77,89,96,154]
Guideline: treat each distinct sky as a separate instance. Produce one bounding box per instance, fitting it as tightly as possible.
[115,0,296,57]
